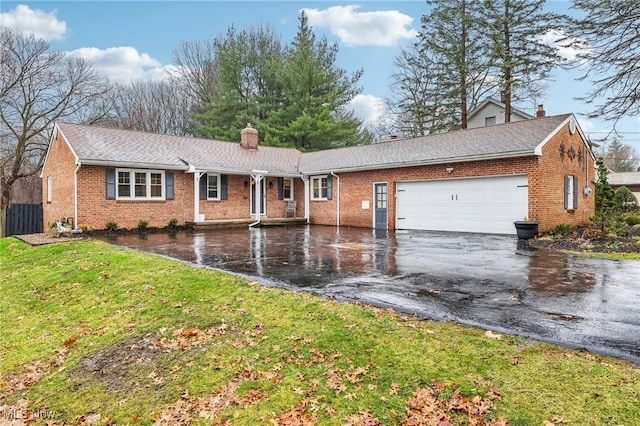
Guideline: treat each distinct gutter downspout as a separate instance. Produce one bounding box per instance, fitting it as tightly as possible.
[302,176,310,223]
[74,163,81,230]
[331,171,340,227]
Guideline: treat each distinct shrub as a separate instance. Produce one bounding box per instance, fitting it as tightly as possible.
[137,219,149,231]
[553,223,574,236]
[625,215,640,226]
[614,186,639,212]
[167,218,178,229]
[105,221,118,231]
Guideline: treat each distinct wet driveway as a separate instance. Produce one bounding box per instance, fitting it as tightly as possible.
[98,225,640,363]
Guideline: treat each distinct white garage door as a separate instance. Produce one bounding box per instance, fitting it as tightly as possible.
[396,175,528,235]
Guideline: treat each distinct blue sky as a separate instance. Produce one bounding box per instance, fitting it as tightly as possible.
[2,1,638,151]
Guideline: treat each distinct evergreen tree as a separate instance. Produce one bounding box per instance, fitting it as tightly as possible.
[591,158,623,233]
[480,0,564,121]
[193,24,284,142]
[270,11,364,150]
[413,0,494,129]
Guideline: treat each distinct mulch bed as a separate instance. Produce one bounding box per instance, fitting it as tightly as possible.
[13,233,81,246]
[529,225,640,254]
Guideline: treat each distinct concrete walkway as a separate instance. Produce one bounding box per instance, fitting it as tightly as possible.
[99,225,640,363]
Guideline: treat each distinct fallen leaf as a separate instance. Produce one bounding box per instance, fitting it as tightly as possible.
[484,330,502,340]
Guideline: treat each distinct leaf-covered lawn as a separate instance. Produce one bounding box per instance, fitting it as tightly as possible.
[1,238,638,425]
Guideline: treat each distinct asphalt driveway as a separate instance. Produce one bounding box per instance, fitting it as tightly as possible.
[98,225,640,363]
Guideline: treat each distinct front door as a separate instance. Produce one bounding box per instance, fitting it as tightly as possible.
[250,178,266,216]
[374,183,388,229]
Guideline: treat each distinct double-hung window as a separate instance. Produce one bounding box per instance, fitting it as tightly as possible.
[283,177,293,200]
[564,175,578,210]
[311,175,329,200]
[116,169,164,199]
[207,174,220,200]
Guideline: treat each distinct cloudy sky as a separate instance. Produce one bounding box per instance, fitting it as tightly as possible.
[1,1,638,149]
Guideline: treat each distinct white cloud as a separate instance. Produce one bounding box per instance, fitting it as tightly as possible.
[66,46,168,83]
[539,29,590,62]
[348,94,384,126]
[303,5,418,47]
[0,4,67,41]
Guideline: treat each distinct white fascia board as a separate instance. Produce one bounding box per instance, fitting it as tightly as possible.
[534,115,572,155]
[301,151,537,175]
[40,123,80,178]
[533,114,595,160]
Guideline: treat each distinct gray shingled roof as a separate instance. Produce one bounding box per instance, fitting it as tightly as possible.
[609,172,640,186]
[57,122,302,176]
[56,114,572,176]
[299,114,572,173]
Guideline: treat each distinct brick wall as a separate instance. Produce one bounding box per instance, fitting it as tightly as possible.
[41,132,77,229]
[533,124,595,231]
[76,166,194,230]
[308,124,595,233]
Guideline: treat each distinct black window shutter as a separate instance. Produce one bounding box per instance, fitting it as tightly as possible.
[277,177,284,200]
[220,174,228,200]
[199,174,207,200]
[165,171,174,200]
[573,176,579,208]
[106,168,116,200]
[327,175,333,200]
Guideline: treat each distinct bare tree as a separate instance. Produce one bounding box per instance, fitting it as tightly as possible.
[0,28,112,236]
[107,79,193,135]
[566,0,640,122]
[170,39,220,108]
[385,47,458,137]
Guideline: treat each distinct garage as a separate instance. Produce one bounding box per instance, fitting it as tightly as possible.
[396,175,528,234]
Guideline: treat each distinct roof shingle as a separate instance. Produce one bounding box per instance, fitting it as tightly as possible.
[56,114,571,176]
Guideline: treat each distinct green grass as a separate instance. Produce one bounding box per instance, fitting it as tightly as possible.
[1,238,638,425]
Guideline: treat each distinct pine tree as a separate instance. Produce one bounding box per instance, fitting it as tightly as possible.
[591,158,623,233]
[480,0,564,121]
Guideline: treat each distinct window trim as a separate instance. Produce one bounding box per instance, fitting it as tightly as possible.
[485,116,496,126]
[207,173,221,200]
[282,177,294,200]
[311,175,329,200]
[47,176,52,203]
[116,168,165,200]
[564,174,578,210]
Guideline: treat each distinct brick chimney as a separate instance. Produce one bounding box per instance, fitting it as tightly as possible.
[240,123,258,150]
[536,105,546,118]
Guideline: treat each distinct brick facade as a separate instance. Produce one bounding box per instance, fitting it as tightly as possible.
[308,121,595,233]
[41,132,77,229]
[43,119,594,233]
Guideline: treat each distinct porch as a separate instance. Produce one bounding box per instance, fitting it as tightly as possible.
[188,217,307,230]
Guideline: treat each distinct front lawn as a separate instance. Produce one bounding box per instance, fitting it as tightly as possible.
[1,238,638,425]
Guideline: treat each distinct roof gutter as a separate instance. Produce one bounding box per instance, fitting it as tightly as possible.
[80,159,189,170]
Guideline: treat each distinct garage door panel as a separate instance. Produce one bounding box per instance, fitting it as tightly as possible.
[396,175,528,235]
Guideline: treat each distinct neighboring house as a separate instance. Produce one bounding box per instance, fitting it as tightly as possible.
[42,113,595,235]
[467,97,535,129]
[609,171,640,203]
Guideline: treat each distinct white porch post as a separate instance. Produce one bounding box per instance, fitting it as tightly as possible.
[193,171,204,222]
[302,176,310,222]
[250,170,268,226]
